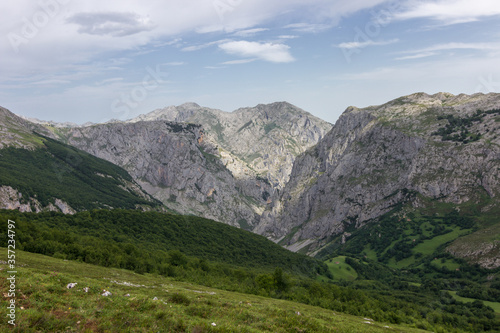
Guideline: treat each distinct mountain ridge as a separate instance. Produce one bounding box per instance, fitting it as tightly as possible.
[45,101,331,227]
[256,92,500,268]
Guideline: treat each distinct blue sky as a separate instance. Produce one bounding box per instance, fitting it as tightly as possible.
[1,0,500,124]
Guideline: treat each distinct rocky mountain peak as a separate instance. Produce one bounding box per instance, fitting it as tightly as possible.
[178,102,201,109]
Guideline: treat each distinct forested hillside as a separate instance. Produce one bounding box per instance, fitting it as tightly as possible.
[0,137,161,212]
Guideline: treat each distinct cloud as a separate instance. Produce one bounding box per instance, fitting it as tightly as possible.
[401,42,500,55]
[181,40,229,52]
[232,28,269,37]
[338,38,399,49]
[395,52,437,60]
[96,77,124,84]
[221,59,256,65]
[165,62,185,66]
[394,0,500,25]
[284,23,330,33]
[0,0,389,78]
[30,79,71,86]
[278,35,299,39]
[67,12,156,37]
[219,41,295,63]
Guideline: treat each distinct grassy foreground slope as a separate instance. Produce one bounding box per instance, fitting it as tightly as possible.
[2,210,499,332]
[0,249,425,332]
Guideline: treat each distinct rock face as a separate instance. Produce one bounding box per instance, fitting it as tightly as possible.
[128,102,332,190]
[60,121,267,228]
[0,185,77,214]
[256,92,500,256]
[59,102,331,228]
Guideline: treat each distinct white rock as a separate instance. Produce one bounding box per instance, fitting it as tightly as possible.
[101,290,112,297]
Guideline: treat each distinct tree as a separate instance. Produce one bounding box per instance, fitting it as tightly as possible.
[273,267,289,292]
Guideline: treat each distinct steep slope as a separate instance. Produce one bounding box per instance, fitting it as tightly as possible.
[58,121,269,228]
[256,92,500,267]
[0,106,55,149]
[128,102,332,190]
[0,107,161,213]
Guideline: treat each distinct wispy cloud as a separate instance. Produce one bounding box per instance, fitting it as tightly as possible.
[95,77,124,85]
[338,39,399,49]
[181,40,228,52]
[396,52,437,60]
[394,0,500,25]
[219,41,295,63]
[284,23,330,33]
[221,59,256,65]
[30,79,71,86]
[401,42,500,55]
[232,28,269,37]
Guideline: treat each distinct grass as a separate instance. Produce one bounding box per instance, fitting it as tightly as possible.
[412,226,469,256]
[324,256,358,281]
[386,227,471,269]
[447,291,500,314]
[448,222,500,250]
[387,256,417,269]
[362,245,378,262]
[0,249,426,332]
[430,258,460,271]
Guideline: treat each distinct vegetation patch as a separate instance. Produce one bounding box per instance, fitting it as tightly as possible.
[323,256,358,281]
[432,108,500,143]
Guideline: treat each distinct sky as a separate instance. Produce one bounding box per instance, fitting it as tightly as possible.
[1,0,500,124]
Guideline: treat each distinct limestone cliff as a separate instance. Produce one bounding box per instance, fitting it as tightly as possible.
[128,102,332,190]
[256,92,500,265]
[60,121,269,228]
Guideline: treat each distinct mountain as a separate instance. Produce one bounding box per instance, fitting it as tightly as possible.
[53,102,331,228]
[128,102,332,190]
[256,92,500,268]
[0,107,161,213]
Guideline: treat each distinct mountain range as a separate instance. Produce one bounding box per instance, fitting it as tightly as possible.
[1,93,499,270]
[43,102,331,228]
